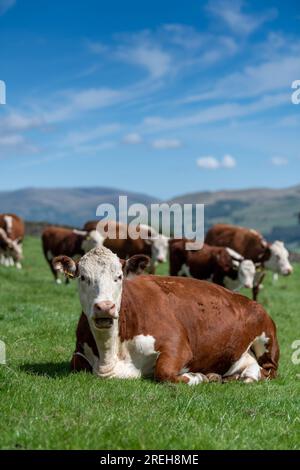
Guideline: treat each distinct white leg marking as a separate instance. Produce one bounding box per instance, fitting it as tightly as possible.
[182,372,209,386]
[56,278,62,285]
[224,351,261,382]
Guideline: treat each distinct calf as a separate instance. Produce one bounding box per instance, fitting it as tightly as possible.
[205,224,293,299]
[169,239,256,291]
[0,213,24,268]
[83,220,169,272]
[42,226,103,283]
[53,246,279,384]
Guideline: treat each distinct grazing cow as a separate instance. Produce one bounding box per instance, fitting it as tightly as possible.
[0,213,25,268]
[53,246,279,384]
[42,226,103,283]
[83,220,169,272]
[169,239,256,291]
[205,224,293,299]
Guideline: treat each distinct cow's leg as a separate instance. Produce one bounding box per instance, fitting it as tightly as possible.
[252,271,265,301]
[154,344,208,385]
[71,343,98,373]
[224,351,261,383]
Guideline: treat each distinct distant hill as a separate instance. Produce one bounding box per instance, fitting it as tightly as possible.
[169,185,300,247]
[0,185,299,247]
[0,187,160,228]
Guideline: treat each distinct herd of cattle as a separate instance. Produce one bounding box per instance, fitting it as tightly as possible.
[0,212,294,386]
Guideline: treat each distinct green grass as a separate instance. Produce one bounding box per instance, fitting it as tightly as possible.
[0,237,299,450]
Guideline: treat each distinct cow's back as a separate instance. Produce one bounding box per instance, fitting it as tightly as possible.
[42,226,81,257]
[205,224,265,261]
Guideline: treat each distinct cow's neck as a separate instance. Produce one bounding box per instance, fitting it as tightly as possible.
[91,320,121,376]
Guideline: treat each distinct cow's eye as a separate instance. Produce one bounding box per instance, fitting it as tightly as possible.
[80,275,85,282]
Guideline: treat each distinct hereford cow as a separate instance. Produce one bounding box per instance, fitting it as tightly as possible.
[53,246,279,384]
[83,220,169,272]
[205,224,293,299]
[169,239,256,291]
[0,213,25,268]
[42,226,103,283]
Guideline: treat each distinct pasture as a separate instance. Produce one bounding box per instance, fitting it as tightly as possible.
[0,236,299,450]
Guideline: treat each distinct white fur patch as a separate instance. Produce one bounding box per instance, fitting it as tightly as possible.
[183,372,208,386]
[4,215,13,235]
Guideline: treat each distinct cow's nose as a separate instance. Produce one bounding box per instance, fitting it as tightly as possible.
[285,267,293,276]
[94,301,116,317]
[157,257,164,263]
[244,283,253,289]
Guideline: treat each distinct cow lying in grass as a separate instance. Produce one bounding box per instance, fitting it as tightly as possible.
[53,246,279,385]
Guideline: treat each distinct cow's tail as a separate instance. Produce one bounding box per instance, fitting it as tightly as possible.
[250,319,280,380]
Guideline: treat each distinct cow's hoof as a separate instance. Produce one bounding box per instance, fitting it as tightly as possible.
[206,373,222,383]
[56,279,62,285]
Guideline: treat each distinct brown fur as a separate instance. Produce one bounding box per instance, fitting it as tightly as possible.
[72,275,279,382]
[169,238,239,286]
[42,226,87,282]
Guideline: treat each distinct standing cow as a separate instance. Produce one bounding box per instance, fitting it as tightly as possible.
[169,239,256,292]
[83,220,169,272]
[53,246,279,384]
[0,213,25,268]
[42,226,103,283]
[205,224,293,300]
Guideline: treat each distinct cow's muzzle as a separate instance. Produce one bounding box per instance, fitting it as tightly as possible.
[93,301,117,329]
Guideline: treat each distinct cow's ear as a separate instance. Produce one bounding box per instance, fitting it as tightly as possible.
[52,256,79,278]
[123,255,151,277]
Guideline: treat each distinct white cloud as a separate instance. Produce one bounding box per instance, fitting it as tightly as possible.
[143,93,288,133]
[86,40,107,54]
[271,156,288,166]
[197,156,220,169]
[152,138,182,149]
[118,44,172,79]
[0,134,24,146]
[123,133,143,145]
[197,154,237,169]
[66,124,120,146]
[206,0,277,36]
[0,0,15,15]
[222,154,236,168]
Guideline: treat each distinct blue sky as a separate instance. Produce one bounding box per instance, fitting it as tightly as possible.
[0,0,299,199]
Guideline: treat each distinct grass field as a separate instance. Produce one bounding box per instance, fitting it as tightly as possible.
[0,236,299,450]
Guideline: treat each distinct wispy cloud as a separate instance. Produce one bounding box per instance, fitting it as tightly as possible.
[117,44,172,79]
[271,156,288,166]
[123,133,143,145]
[197,154,237,169]
[151,138,182,149]
[206,0,277,36]
[65,124,120,146]
[0,0,15,16]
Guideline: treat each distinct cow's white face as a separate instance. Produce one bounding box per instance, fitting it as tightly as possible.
[238,260,256,289]
[81,230,104,253]
[78,247,123,329]
[265,241,293,276]
[151,235,169,264]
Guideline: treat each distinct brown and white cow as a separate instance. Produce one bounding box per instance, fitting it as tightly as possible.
[42,226,103,283]
[83,220,169,272]
[205,224,293,299]
[0,213,25,268]
[169,239,256,291]
[53,246,279,384]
